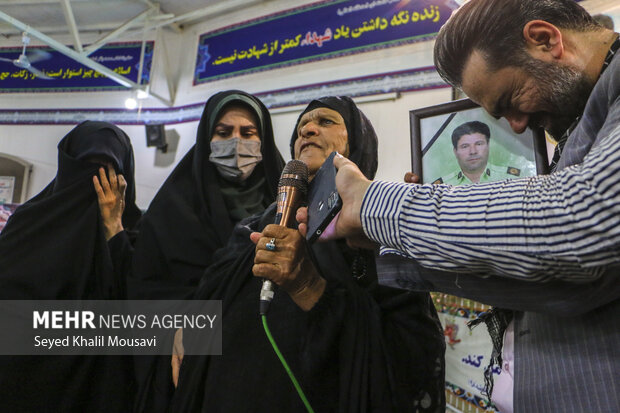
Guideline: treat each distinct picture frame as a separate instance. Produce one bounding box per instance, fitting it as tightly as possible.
[451,87,467,101]
[410,99,549,184]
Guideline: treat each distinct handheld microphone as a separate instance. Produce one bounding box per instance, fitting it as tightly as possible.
[259,160,308,315]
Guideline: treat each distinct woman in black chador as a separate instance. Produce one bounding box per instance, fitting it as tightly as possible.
[131,90,284,300]
[0,121,140,412]
[131,90,285,411]
[170,96,446,412]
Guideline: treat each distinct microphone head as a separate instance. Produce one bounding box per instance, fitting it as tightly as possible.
[278,160,308,195]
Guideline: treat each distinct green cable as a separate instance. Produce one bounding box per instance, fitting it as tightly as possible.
[261,314,315,413]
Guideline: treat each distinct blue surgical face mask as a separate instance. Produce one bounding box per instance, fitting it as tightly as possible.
[209,137,262,182]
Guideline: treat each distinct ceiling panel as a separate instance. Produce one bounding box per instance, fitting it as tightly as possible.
[0,0,227,37]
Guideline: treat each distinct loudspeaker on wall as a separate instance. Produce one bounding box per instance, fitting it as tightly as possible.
[145,124,167,152]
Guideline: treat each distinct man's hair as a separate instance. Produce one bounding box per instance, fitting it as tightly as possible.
[451,121,490,148]
[434,0,599,88]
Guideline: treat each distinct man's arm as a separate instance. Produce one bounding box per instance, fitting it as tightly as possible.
[376,254,620,316]
[324,124,620,283]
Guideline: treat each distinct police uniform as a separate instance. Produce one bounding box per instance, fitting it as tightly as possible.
[433,163,521,185]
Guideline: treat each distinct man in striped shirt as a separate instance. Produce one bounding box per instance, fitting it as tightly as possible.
[298,0,619,412]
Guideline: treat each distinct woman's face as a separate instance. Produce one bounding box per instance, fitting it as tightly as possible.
[211,105,261,143]
[294,107,349,179]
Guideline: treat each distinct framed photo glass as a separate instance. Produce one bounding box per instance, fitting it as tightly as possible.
[410,99,549,184]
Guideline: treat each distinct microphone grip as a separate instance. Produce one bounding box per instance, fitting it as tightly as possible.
[275,186,302,227]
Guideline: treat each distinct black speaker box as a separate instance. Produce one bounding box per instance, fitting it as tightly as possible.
[145,124,166,149]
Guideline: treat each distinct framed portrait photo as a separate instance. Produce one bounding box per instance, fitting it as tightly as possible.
[410,99,549,185]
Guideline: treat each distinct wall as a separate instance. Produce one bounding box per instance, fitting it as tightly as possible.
[1,2,617,208]
[1,0,449,209]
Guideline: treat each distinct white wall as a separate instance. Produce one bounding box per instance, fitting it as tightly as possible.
[0,0,449,209]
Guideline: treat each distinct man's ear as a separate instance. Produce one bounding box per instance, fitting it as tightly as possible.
[523,20,564,60]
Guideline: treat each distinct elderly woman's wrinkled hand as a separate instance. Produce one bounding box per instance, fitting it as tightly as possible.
[93,165,126,241]
[250,224,326,311]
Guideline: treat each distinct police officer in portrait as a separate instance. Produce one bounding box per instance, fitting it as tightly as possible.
[433,120,520,185]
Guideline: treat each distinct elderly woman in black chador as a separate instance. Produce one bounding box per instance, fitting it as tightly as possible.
[169,96,445,412]
[131,90,284,300]
[0,121,140,412]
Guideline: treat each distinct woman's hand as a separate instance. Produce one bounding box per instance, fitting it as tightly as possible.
[171,328,184,388]
[250,224,326,311]
[93,165,126,241]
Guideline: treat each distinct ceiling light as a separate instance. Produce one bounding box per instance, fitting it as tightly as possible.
[125,97,137,110]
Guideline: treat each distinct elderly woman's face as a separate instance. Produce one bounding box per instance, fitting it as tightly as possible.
[294,107,349,178]
[211,105,260,142]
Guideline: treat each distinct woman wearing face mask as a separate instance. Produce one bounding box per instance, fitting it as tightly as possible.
[131,90,284,300]
[130,91,284,412]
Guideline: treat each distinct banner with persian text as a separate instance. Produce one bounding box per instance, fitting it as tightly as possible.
[0,42,153,92]
[194,0,458,83]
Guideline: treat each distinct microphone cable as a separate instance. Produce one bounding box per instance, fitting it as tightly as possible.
[261,314,315,413]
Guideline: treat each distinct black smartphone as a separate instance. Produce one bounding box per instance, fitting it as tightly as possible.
[306,151,342,244]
